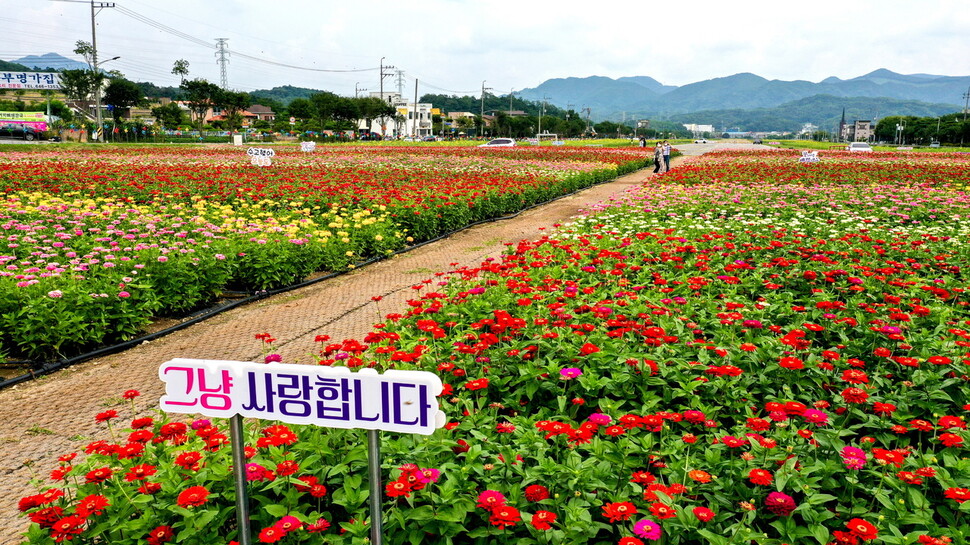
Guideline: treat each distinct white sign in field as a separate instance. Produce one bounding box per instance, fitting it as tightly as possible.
[159,359,446,435]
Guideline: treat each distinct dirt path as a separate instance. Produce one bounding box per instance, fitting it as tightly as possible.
[0,151,704,544]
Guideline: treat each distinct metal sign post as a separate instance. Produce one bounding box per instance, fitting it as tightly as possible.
[368,429,384,545]
[229,415,253,545]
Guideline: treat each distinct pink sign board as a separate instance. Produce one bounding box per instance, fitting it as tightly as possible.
[159,358,446,435]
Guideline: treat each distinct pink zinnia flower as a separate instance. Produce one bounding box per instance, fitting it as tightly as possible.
[560,367,582,379]
[476,490,507,511]
[765,491,797,516]
[841,446,867,470]
[633,518,662,540]
[802,409,829,425]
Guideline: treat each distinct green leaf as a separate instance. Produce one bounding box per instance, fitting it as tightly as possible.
[697,529,730,545]
[812,524,830,544]
[263,504,288,518]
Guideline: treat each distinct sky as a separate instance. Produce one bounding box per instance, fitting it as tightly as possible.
[4,0,969,100]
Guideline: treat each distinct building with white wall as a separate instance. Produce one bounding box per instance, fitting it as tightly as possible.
[360,92,433,137]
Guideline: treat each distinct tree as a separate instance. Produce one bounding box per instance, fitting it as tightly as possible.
[103,78,145,122]
[180,78,220,129]
[213,89,250,131]
[73,40,95,68]
[151,102,186,129]
[355,96,394,135]
[286,98,313,120]
[309,91,342,127]
[58,69,99,102]
[171,59,190,83]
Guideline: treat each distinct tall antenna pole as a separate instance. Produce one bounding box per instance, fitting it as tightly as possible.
[413,78,419,137]
[215,38,230,89]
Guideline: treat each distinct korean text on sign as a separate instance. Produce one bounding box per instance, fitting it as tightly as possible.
[159,359,446,435]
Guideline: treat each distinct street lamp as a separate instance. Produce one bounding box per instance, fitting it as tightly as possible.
[93,55,120,142]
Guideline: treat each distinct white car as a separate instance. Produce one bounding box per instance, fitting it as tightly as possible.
[847,142,873,152]
[479,138,516,148]
[693,138,708,144]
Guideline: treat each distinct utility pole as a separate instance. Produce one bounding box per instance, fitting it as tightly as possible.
[88,0,116,142]
[379,58,395,103]
[537,95,549,140]
[215,38,230,89]
[480,81,492,137]
[355,82,368,99]
[379,57,395,137]
[963,86,970,121]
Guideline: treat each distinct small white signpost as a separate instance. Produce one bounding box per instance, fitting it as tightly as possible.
[246,147,275,167]
[159,359,445,545]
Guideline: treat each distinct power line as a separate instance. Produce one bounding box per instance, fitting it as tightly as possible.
[112,5,377,75]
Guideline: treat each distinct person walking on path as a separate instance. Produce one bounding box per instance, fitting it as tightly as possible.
[653,142,665,173]
[663,140,672,171]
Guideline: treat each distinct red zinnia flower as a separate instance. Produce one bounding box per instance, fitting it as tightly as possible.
[258,526,285,543]
[692,506,715,522]
[124,463,157,482]
[28,506,64,528]
[841,387,869,404]
[530,510,557,530]
[146,525,174,545]
[579,342,600,356]
[94,410,118,423]
[84,467,113,485]
[307,518,331,533]
[525,484,550,502]
[649,502,676,519]
[846,518,879,541]
[175,485,209,508]
[944,487,969,503]
[49,515,86,543]
[602,501,637,522]
[939,433,964,448]
[748,468,773,486]
[75,494,109,517]
[489,505,520,529]
[385,479,412,498]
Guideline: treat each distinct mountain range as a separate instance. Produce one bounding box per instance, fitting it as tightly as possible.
[8,53,968,132]
[516,69,968,125]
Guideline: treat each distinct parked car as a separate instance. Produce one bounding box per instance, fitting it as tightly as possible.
[0,123,40,141]
[479,138,515,148]
[693,138,708,144]
[846,142,873,152]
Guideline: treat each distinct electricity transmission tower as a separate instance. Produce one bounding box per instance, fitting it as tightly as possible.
[395,69,406,96]
[215,38,230,89]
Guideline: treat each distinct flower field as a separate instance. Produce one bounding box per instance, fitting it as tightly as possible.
[17,149,970,545]
[0,145,648,360]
